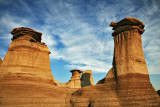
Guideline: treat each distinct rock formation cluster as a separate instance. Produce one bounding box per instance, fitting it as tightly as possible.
[0,17,160,107]
[54,69,95,88]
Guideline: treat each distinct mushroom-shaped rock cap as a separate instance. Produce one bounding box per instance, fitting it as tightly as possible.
[110,17,145,36]
[11,27,42,42]
[70,69,83,73]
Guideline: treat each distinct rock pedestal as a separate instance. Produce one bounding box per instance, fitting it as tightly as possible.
[66,69,82,88]
[0,27,71,107]
[67,17,160,107]
[0,27,54,86]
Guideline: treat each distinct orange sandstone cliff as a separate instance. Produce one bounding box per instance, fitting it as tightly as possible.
[0,17,160,107]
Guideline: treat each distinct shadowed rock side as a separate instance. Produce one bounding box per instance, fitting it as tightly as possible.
[81,70,95,87]
[66,17,160,107]
[157,90,160,96]
[0,27,77,107]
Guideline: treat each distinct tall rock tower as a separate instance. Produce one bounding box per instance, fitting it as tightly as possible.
[107,17,160,106]
[67,17,160,107]
[110,17,148,77]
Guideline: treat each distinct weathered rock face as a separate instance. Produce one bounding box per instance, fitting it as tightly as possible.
[0,27,54,86]
[0,27,74,107]
[81,70,95,87]
[1,18,160,107]
[67,17,160,106]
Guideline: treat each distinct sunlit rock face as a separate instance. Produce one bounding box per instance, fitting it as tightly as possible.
[67,17,160,107]
[0,27,72,107]
[0,27,54,86]
[0,18,160,107]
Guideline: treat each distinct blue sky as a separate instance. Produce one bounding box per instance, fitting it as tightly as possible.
[0,0,160,90]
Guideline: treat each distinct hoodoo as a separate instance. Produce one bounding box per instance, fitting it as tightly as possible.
[0,18,160,107]
[0,27,54,86]
[67,17,160,106]
[0,27,71,107]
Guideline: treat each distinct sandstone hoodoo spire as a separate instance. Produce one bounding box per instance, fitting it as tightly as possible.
[0,27,54,85]
[109,17,148,78]
[0,27,59,106]
[67,17,160,107]
[99,17,160,106]
[67,69,82,88]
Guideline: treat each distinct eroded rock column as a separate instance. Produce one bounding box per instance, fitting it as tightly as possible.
[68,17,160,107]
[0,27,54,86]
[0,27,62,106]
[66,69,82,88]
[111,17,148,77]
[105,17,160,106]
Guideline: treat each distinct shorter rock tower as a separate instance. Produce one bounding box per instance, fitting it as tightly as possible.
[81,70,95,87]
[67,69,82,88]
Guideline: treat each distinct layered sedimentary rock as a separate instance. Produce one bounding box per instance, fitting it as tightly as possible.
[66,17,160,106]
[0,27,76,107]
[81,70,95,87]
[1,18,160,107]
[0,27,54,86]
